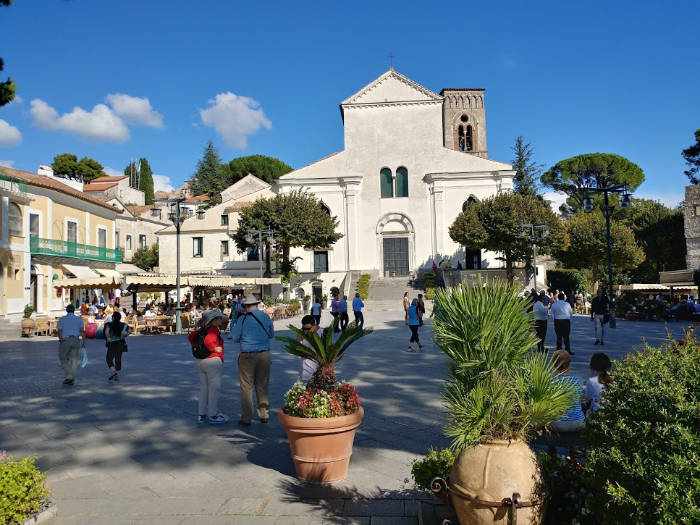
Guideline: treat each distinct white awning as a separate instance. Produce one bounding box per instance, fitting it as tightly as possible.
[61,264,99,279]
[116,263,145,275]
[95,268,121,278]
[54,276,121,290]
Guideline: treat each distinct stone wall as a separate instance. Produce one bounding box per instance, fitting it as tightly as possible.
[684,185,700,269]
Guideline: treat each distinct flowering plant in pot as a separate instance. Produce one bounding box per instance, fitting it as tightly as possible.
[277,319,369,482]
[432,282,576,525]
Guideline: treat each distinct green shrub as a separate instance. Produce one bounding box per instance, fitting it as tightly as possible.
[537,452,591,524]
[0,454,49,524]
[411,448,455,492]
[23,305,34,319]
[546,268,591,294]
[582,341,700,524]
[424,287,435,300]
[422,271,437,289]
[357,274,371,300]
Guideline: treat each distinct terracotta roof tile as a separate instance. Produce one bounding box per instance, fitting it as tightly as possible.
[0,166,119,212]
[185,194,209,203]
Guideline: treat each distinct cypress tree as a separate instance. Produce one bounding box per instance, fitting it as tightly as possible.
[190,141,224,203]
[138,158,155,205]
[124,161,138,188]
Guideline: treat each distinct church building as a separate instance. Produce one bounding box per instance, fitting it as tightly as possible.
[278,69,515,277]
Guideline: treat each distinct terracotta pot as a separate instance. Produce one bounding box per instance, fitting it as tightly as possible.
[277,407,364,483]
[21,318,35,337]
[449,439,540,525]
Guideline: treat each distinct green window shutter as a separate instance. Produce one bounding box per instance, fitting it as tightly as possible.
[396,167,408,197]
[380,168,394,198]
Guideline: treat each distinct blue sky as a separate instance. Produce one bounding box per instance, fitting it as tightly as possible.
[1,1,698,205]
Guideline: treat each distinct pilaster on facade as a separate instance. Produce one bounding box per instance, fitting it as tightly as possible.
[429,183,446,257]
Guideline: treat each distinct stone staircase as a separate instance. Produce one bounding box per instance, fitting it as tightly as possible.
[368,276,418,302]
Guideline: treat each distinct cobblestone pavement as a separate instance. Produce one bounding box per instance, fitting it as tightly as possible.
[0,305,690,524]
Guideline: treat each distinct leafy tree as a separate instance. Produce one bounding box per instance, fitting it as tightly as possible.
[0,0,15,107]
[190,141,225,203]
[51,153,79,179]
[221,155,293,186]
[76,157,105,182]
[555,211,645,283]
[448,192,566,282]
[129,244,158,271]
[620,199,686,282]
[138,158,155,205]
[511,135,542,196]
[542,153,645,214]
[682,129,700,184]
[232,190,342,279]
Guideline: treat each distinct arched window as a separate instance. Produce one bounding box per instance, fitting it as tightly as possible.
[462,195,478,212]
[8,203,22,237]
[319,202,331,215]
[465,125,474,151]
[380,167,394,198]
[457,120,475,152]
[395,167,409,197]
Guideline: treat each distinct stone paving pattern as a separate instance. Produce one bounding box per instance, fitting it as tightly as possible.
[0,302,690,524]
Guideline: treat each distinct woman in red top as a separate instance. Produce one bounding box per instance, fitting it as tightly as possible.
[189,309,228,425]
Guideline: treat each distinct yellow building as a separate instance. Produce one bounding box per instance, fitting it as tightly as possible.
[0,166,121,318]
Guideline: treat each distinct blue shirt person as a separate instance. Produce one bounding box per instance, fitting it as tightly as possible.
[406,299,423,352]
[352,293,365,329]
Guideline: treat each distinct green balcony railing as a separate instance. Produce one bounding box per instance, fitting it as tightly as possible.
[30,235,123,263]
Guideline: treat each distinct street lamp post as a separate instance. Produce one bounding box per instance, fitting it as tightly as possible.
[579,181,632,300]
[521,223,549,289]
[168,197,187,334]
[243,227,276,294]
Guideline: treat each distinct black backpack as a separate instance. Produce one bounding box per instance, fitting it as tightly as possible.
[191,327,210,359]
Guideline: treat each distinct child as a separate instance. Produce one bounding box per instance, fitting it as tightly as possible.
[299,315,320,382]
[582,352,612,415]
[551,351,585,432]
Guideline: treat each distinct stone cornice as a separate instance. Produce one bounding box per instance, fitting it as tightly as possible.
[278,175,363,187]
[341,68,443,105]
[342,99,443,110]
[423,170,515,184]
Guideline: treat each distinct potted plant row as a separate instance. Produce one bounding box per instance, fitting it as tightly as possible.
[432,282,576,525]
[276,320,369,482]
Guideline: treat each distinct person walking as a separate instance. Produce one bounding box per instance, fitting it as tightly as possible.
[189,309,229,425]
[402,291,410,322]
[310,298,322,326]
[57,304,85,386]
[231,295,274,426]
[533,293,549,352]
[339,295,349,331]
[330,294,340,332]
[416,293,426,325]
[551,292,573,355]
[591,289,610,345]
[104,311,129,382]
[352,292,364,329]
[406,298,422,352]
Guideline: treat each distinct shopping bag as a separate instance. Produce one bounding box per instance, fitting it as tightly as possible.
[79,345,88,368]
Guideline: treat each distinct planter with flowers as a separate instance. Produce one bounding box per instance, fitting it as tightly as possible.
[277,321,368,482]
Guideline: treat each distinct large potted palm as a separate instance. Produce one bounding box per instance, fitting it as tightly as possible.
[277,320,369,482]
[432,282,575,525]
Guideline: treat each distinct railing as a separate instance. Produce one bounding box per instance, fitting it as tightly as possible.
[0,173,30,196]
[30,235,123,263]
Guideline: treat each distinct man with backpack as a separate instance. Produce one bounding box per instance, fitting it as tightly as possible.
[189,309,229,425]
[230,295,274,426]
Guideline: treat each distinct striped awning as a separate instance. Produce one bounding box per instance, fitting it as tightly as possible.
[54,276,122,289]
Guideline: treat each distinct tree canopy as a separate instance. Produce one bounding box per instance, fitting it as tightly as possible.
[51,153,105,182]
[541,153,645,214]
[221,155,293,186]
[138,158,155,205]
[232,190,342,279]
[682,129,700,184]
[0,1,15,107]
[189,141,225,203]
[511,136,542,196]
[555,211,645,283]
[449,192,566,281]
[129,244,158,271]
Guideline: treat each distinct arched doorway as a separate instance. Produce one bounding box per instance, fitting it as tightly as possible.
[30,265,38,311]
[376,213,415,277]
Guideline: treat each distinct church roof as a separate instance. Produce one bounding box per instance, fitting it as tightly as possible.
[341,69,443,106]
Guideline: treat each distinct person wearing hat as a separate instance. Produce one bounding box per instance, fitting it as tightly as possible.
[230,295,274,426]
[189,308,229,425]
[57,304,85,386]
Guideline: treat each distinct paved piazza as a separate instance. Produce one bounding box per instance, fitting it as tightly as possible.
[0,304,691,524]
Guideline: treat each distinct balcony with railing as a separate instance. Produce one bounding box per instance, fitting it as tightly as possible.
[30,235,123,263]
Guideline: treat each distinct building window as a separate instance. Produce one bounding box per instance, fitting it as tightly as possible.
[115,231,120,249]
[695,205,700,216]
[313,250,329,273]
[465,249,482,270]
[458,123,474,152]
[380,167,393,198]
[8,203,22,237]
[320,202,331,215]
[395,167,409,197]
[126,235,132,250]
[29,213,39,236]
[220,240,229,259]
[220,214,229,226]
[246,245,259,261]
[66,221,78,244]
[196,209,205,220]
[193,237,203,257]
[139,234,147,249]
[151,208,162,219]
[98,229,107,248]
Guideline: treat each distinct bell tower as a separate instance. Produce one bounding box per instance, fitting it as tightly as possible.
[440,88,488,158]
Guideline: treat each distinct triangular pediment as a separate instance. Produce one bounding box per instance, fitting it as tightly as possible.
[342,69,442,105]
[220,173,271,203]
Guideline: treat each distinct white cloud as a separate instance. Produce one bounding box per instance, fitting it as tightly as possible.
[103,166,123,177]
[543,191,568,215]
[199,92,271,149]
[0,119,22,147]
[153,174,174,192]
[105,93,163,128]
[0,159,15,168]
[30,98,129,142]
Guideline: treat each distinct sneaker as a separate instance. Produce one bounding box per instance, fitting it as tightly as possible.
[197,415,207,424]
[208,413,229,425]
[63,378,74,385]
[108,372,118,381]
[112,373,119,382]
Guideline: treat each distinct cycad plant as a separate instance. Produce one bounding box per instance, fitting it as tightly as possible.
[433,282,575,452]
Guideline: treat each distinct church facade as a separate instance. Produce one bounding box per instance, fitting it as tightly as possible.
[278,69,515,277]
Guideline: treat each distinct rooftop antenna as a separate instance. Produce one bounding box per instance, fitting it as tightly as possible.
[388,52,395,71]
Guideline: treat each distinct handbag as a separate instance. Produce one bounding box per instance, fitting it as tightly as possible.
[79,344,88,368]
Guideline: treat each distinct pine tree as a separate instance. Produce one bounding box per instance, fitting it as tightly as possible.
[190,141,224,202]
[138,158,155,205]
[511,136,542,196]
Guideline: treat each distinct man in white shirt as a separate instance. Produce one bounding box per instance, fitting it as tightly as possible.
[532,294,549,352]
[551,292,573,354]
[57,304,85,385]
